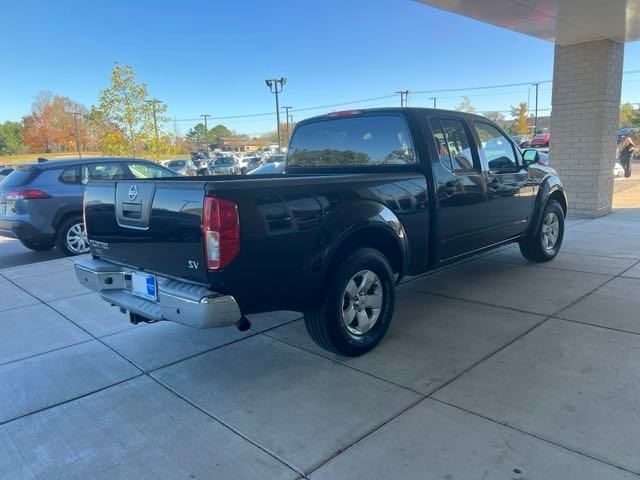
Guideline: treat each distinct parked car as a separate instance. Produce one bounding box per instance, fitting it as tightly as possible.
[208,156,239,175]
[617,127,638,144]
[163,159,198,176]
[75,108,566,357]
[266,154,286,163]
[510,135,530,148]
[530,133,551,148]
[237,156,262,174]
[247,161,285,175]
[0,166,14,181]
[0,157,175,255]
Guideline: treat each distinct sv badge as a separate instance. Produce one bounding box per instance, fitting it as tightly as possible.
[187,260,200,270]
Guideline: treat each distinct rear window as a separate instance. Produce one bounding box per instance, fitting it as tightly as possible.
[168,160,186,167]
[288,115,415,168]
[0,167,39,188]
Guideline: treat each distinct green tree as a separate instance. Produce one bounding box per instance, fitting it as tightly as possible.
[186,123,232,145]
[455,96,476,113]
[510,102,530,135]
[619,102,640,128]
[0,121,25,155]
[91,63,166,156]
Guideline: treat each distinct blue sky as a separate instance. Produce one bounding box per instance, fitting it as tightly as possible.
[2,0,639,135]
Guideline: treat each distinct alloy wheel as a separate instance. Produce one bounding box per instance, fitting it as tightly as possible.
[341,270,384,336]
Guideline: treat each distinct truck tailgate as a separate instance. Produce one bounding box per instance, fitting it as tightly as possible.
[85,180,209,284]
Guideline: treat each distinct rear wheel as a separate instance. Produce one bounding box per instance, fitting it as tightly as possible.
[304,248,395,356]
[19,239,54,251]
[519,200,564,262]
[56,217,89,256]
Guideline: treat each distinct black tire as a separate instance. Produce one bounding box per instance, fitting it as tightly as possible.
[56,216,90,256]
[519,199,564,262]
[304,247,396,356]
[19,239,54,251]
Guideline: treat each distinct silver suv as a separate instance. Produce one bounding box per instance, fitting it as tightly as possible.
[0,157,175,255]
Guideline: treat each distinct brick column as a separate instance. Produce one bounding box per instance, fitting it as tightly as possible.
[550,39,624,217]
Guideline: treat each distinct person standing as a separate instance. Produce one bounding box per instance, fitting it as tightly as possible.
[619,136,638,178]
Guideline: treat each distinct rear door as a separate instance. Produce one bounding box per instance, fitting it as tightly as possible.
[427,116,488,260]
[471,121,534,243]
[85,179,209,283]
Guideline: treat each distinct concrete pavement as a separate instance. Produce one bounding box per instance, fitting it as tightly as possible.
[2,191,640,478]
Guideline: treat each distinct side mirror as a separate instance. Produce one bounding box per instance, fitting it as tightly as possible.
[522,149,539,168]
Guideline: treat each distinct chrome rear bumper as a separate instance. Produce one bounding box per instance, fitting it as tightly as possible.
[74,257,241,328]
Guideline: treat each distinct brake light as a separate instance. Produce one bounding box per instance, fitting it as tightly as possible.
[202,196,239,270]
[327,110,363,117]
[6,189,51,200]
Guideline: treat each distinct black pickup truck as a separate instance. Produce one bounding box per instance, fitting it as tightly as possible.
[75,108,567,356]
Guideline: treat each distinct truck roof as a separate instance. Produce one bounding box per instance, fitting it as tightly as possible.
[298,107,491,126]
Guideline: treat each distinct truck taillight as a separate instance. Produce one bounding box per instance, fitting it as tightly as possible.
[202,196,239,270]
[6,189,51,200]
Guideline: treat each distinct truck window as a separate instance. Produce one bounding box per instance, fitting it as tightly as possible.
[435,119,475,171]
[288,115,415,167]
[474,122,518,171]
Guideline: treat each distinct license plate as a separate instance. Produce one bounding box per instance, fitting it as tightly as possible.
[131,271,157,301]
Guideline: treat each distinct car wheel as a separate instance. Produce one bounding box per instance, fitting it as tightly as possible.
[304,247,395,356]
[56,217,90,256]
[19,239,55,251]
[519,200,564,262]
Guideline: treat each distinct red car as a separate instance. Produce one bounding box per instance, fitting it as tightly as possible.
[530,133,550,148]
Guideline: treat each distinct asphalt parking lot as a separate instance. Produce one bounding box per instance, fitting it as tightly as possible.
[1,181,640,479]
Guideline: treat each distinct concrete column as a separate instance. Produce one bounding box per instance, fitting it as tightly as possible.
[550,39,624,217]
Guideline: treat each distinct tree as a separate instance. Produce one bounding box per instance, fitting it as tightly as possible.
[0,121,25,155]
[510,102,530,135]
[259,122,296,146]
[92,63,166,156]
[620,102,640,128]
[22,92,88,152]
[455,96,476,113]
[483,111,506,128]
[186,123,232,145]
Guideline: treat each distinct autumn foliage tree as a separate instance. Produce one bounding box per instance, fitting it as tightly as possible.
[91,63,175,158]
[22,92,88,152]
[511,102,530,135]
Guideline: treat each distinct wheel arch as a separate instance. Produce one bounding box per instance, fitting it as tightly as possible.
[318,201,409,292]
[527,175,567,237]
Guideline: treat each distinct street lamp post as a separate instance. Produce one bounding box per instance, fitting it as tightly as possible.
[532,82,540,134]
[265,78,287,152]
